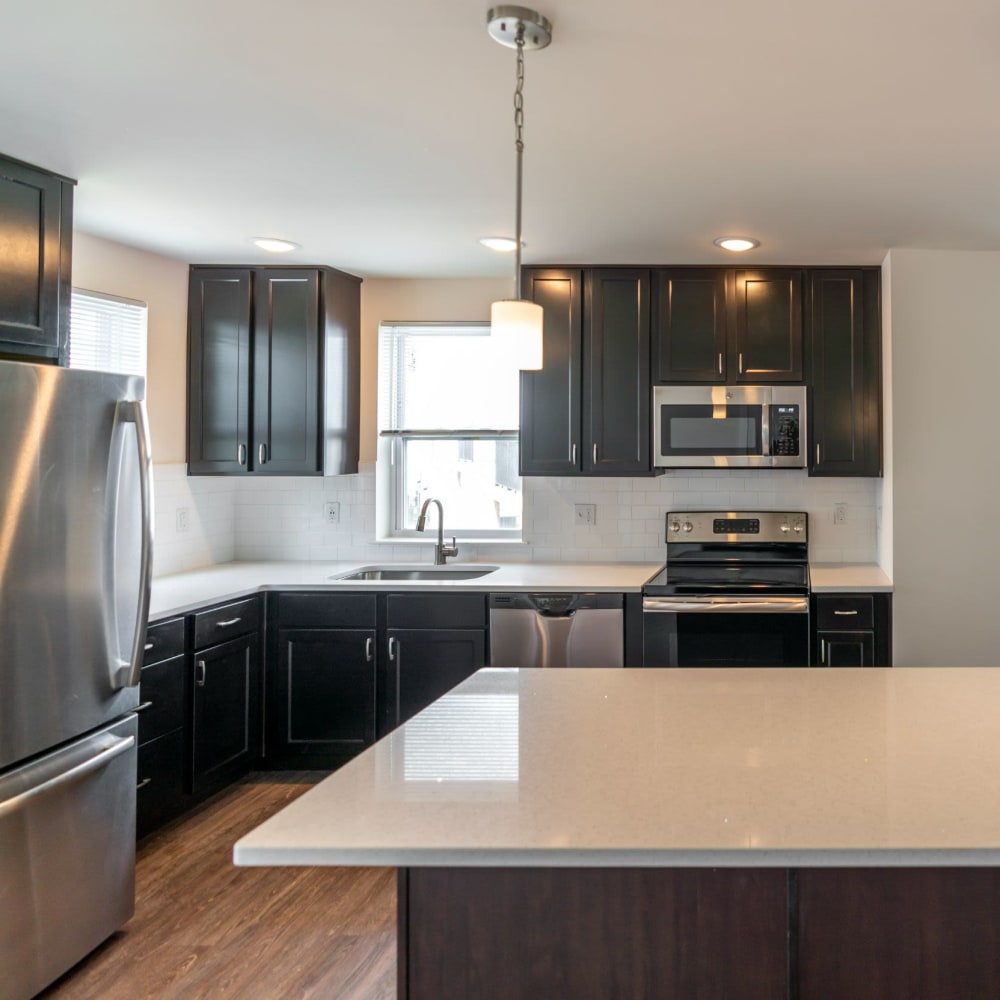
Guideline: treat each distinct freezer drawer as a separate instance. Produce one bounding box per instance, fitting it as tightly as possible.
[0,715,137,1000]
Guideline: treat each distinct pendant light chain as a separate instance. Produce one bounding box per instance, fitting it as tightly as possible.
[513,22,525,300]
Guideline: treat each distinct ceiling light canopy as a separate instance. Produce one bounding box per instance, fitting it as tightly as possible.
[487,6,551,371]
[252,237,299,253]
[714,237,760,252]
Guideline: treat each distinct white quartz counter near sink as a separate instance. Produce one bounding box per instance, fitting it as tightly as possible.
[149,560,663,621]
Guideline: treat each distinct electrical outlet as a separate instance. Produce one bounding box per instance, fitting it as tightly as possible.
[574,503,596,526]
[324,501,341,524]
[176,507,190,533]
[833,502,848,525]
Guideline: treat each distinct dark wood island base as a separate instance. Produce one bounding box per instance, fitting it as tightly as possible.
[398,867,1000,1000]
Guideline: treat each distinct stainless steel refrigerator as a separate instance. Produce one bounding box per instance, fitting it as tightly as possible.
[0,359,152,999]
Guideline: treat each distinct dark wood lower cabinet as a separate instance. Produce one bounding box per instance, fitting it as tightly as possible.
[399,867,788,1000]
[398,866,1000,1000]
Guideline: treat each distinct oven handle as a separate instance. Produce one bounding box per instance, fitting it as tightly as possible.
[642,596,808,614]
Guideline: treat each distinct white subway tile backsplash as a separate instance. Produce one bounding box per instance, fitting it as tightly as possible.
[152,461,880,573]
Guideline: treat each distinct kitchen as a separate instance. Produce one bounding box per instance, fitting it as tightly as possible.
[2,0,1000,997]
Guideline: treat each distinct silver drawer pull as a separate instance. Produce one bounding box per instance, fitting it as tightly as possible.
[144,642,154,651]
[215,617,242,627]
[196,660,207,687]
[136,777,152,791]
[833,610,859,616]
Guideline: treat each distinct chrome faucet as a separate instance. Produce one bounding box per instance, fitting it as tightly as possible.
[416,498,459,565]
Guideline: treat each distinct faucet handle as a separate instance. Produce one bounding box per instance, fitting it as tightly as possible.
[442,537,459,561]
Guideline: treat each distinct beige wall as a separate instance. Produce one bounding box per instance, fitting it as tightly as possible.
[72,232,189,463]
[887,249,1000,665]
[358,278,511,463]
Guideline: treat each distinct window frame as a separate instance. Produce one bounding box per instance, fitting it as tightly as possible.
[68,287,148,377]
[378,322,523,542]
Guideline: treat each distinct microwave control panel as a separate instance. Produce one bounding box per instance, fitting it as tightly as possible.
[769,404,801,457]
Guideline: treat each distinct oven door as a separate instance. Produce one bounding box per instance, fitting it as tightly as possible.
[642,595,810,667]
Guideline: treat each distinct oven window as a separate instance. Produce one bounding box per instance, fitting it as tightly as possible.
[659,405,762,457]
[643,611,810,667]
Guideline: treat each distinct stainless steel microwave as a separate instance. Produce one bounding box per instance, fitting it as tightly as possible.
[652,385,807,468]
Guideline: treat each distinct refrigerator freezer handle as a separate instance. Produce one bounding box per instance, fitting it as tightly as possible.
[113,399,154,689]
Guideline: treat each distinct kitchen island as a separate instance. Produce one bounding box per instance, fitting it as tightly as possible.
[235,667,999,999]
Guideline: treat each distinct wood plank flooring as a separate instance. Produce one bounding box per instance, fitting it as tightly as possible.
[39,773,396,1000]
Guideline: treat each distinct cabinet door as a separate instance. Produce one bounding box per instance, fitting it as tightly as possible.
[271,627,377,762]
[191,632,260,796]
[816,630,875,667]
[136,729,188,839]
[385,629,486,732]
[519,268,583,476]
[808,269,882,476]
[732,269,803,382]
[252,269,321,475]
[653,268,727,383]
[0,156,72,360]
[584,269,651,475]
[187,268,252,474]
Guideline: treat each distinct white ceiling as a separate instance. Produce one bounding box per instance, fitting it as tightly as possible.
[2,0,998,278]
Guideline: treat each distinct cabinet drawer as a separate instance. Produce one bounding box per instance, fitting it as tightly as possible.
[276,592,377,628]
[138,653,186,745]
[136,729,187,839]
[815,595,874,630]
[143,617,185,665]
[192,596,259,648]
[387,593,487,629]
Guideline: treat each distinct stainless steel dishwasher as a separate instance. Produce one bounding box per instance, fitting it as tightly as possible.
[488,593,624,667]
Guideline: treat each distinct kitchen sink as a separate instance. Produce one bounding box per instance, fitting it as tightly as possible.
[330,564,499,582]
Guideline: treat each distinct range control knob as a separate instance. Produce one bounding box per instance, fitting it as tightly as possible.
[682,521,694,533]
[793,523,803,533]
[780,524,790,533]
[669,520,681,533]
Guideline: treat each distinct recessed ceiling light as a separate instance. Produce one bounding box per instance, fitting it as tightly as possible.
[714,237,760,252]
[252,237,299,253]
[479,237,521,252]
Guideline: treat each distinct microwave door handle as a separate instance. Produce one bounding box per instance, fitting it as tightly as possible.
[761,402,770,458]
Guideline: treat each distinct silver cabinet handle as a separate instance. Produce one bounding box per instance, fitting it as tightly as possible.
[820,638,827,664]
[571,443,577,465]
[196,659,207,687]
[143,642,154,652]
[833,610,859,616]
[238,443,247,466]
[258,443,267,465]
[136,777,152,791]
[593,443,598,464]
[717,352,723,375]
[0,735,135,819]
[388,637,396,660]
[816,444,821,465]
[365,637,374,662]
[216,617,242,628]
[738,352,744,374]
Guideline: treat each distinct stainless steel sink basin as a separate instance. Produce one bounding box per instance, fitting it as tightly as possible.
[330,564,499,582]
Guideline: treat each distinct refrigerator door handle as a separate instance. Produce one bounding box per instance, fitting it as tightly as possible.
[111,400,154,690]
[0,734,135,820]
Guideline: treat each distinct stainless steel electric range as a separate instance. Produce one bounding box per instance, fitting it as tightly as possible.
[642,511,810,667]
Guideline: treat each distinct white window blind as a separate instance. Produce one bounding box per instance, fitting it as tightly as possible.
[69,288,148,376]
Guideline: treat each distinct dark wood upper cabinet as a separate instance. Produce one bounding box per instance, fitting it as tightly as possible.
[584,268,651,474]
[520,267,653,477]
[0,154,74,362]
[187,264,360,476]
[732,269,804,382]
[653,268,727,383]
[519,268,583,476]
[808,268,882,476]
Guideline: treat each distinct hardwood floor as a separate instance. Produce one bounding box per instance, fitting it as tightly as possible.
[40,773,396,1000]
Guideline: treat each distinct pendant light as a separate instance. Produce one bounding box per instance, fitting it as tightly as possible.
[487,6,551,371]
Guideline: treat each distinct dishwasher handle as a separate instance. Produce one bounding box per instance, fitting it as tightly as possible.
[489,592,623,615]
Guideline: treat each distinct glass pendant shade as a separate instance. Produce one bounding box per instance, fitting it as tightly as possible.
[491,298,544,370]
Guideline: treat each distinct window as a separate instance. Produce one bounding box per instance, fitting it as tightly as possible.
[379,323,522,538]
[68,288,147,376]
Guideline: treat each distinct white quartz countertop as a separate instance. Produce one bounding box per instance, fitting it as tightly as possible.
[809,563,893,592]
[234,666,1000,868]
[149,560,663,620]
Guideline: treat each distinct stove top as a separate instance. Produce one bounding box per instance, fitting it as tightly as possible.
[643,511,809,597]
